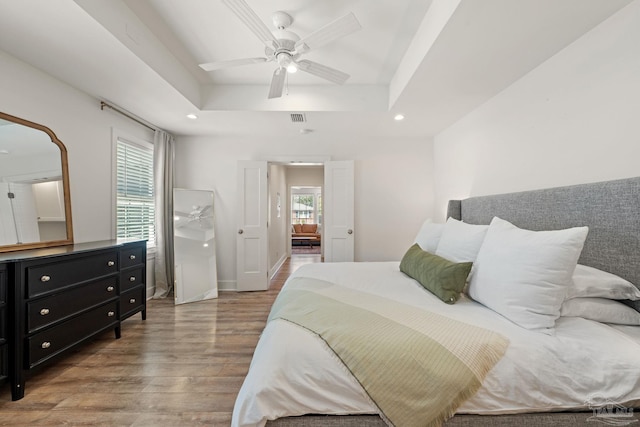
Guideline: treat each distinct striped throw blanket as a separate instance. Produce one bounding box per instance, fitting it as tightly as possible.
[269,277,509,427]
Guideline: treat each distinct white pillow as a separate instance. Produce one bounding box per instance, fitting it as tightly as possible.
[561,297,640,325]
[568,264,640,300]
[414,219,444,253]
[435,218,488,263]
[468,217,588,334]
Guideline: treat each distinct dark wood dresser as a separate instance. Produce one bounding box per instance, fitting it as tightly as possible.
[0,239,146,400]
[0,264,7,385]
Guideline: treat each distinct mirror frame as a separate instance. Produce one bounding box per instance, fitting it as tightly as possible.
[0,111,73,253]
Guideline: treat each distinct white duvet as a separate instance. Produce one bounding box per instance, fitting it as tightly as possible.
[232,262,640,427]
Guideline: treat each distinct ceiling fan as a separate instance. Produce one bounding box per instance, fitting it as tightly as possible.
[199,0,362,99]
[175,205,214,230]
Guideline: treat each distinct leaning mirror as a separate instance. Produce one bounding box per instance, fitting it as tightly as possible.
[174,188,218,304]
[0,112,73,252]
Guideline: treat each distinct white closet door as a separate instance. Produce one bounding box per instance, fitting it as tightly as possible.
[1,183,40,245]
[323,160,354,262]
[236,160,269,291]
[0,183,18,245]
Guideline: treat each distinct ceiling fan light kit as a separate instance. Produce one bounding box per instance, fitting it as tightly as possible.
[199,0,361,99]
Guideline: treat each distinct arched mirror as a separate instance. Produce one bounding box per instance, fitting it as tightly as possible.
[0,112,73,252]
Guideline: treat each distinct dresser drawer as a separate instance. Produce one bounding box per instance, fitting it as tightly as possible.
[120,267,144,293]
[27,277,118,333]
[120,286,145,319]
[120,245,144,269]
[0,266,5,305]
[26,250,118,297]
[0,306,5,341]
[28,300,118,368]
[0,343,7,381]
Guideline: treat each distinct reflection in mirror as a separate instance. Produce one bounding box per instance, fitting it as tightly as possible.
[174,189,218,304]
[0,112,73,252]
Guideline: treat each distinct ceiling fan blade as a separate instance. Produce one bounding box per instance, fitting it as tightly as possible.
[294,12,361,54]
[268,67,287,99]
[199,205,213,215]
[199,57,267,71]
[296,60,350,85]
[222,0,278,49]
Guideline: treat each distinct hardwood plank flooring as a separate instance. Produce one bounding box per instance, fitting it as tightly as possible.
[0,255,321,426]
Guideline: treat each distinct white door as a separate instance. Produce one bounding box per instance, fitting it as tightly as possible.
[236,160,269,291]
[323,160,354,262]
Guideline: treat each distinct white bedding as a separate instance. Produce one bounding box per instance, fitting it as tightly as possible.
[232,262,640,427]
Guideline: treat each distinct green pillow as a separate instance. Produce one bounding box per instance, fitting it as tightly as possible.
[399,244,472,304]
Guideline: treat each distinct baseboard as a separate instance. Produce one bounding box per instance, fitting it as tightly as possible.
[218,280,237,291]
[217,255,285,292]
[269,254,287,280]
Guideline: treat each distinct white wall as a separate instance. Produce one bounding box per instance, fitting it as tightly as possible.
[0,50,154,241]
[0,50,156,297]
[268,164,287,277]
[433,1,640,220]
[287,166,324,187]
[175,135,434,289]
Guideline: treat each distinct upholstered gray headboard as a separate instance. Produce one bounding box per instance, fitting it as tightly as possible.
[447,177,640,310]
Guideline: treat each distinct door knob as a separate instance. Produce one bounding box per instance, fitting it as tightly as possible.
[238,229,244,235]
[347,229,353,235]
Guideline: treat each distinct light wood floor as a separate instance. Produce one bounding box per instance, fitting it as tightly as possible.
[0,255,321,426]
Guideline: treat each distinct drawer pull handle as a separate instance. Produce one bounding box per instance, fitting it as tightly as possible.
[107,286,115,292]
[129,276,136,282]
[41,341,51,349]
[108,261,115,267]
[107,311,115,317]
[129,298,136,304]
[129,255,136,260]
[40,308,50,316]
[40,275,51,282]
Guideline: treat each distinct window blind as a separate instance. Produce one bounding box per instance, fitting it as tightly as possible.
[116,139,155,246]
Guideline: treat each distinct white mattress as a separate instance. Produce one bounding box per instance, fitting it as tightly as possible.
[232,262,640,427]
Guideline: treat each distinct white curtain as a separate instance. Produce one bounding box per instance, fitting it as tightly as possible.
[152,130,175,299]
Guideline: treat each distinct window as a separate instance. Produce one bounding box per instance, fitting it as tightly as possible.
[292,194,314,224]
[116,137,155,246]
[291,190,322,225]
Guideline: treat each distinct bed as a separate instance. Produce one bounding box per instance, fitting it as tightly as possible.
[232,177,640,427]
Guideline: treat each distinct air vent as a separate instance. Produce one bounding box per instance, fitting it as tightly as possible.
[290,113,306,123]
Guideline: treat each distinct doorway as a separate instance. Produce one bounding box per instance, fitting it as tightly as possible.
[291,186,322,256]
[237,160,353,291]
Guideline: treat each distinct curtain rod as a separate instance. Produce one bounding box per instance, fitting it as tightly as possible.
[100,101,158,132]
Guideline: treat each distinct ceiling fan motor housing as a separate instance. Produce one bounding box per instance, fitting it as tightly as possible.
[272,11,293,30]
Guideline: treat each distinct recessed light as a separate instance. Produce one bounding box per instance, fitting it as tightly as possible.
[186,114,198,120]
[0,149,9,155]
[394,114,405,121]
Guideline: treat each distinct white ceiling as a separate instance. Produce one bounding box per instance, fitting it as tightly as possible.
[0,0,633,139]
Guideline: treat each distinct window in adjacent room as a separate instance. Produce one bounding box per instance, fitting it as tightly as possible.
[291,193,315,224]
[115,136,155,247]
[291,188,322,226]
